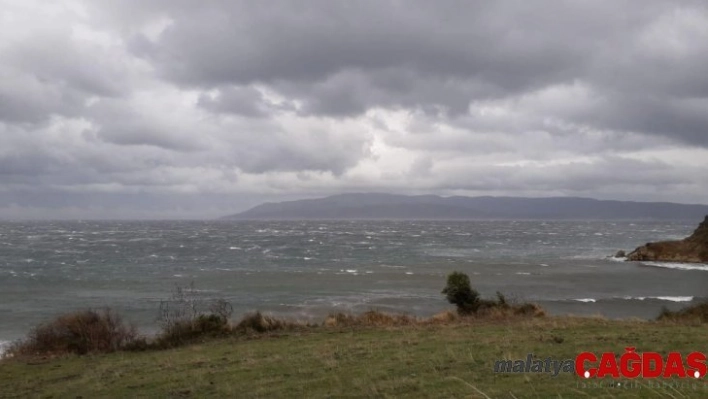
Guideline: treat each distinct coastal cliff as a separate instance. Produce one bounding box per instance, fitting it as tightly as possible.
[626,216,708,263]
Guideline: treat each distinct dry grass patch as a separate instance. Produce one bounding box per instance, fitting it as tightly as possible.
[323,310,418,328]
[658,302,708,323]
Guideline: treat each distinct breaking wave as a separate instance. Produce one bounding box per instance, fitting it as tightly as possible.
[572,296,694,303]
[624,296,694,302]
[640,262,708,272]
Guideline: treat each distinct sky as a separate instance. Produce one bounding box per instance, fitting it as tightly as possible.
[1,0,708,219]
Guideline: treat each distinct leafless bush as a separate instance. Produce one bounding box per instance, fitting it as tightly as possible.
[209,298,233,321]
[157,281,199,334]
[658,302,708,323]
[234,311,305,334]
[6,308,137,358]
[155,282,234,347]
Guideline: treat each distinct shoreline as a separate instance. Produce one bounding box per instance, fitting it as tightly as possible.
[1,293,703,348]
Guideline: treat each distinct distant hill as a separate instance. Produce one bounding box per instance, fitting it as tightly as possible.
[222,193,708,220]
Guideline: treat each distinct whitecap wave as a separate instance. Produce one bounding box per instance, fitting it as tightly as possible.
[572,296,693,303]
[640,262,708,272]
[608,256,627,262]
[655,296,694,302]
[622,296,694,302]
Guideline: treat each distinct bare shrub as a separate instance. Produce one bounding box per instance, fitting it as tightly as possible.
[7,308,137,358]
[155,282,234,347]
[157,281,199,335]
[234,311,304,334]
[658,302,708,323]
[209,299,233,321]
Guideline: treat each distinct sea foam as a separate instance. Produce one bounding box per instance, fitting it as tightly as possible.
[623,296,694,302]
[573,296,694,303]
[640,262,708,272]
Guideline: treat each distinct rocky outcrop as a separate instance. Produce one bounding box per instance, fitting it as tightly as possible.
[626,216,708,263]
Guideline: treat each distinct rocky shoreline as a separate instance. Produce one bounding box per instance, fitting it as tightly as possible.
[626,216,708,263]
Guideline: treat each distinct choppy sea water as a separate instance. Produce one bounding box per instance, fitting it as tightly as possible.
[1,220,707,349]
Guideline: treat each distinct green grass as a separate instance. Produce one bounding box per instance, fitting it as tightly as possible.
[2,317,707,398]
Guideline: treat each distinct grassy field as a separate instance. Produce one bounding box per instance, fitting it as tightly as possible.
[2,316,707,398]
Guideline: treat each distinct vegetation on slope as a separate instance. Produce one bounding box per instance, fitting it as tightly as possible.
[2,272,707,397]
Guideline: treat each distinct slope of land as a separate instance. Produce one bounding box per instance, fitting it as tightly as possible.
[627,215,708,263]
[2,317,707,398]
[224,193,708,220]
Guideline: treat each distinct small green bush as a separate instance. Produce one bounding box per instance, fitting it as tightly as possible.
[441,272,544,317]
[442,271,480,314]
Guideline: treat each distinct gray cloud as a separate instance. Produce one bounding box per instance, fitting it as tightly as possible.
[0,0,707,218]
[110,0,708,146]
[197,86,275,117]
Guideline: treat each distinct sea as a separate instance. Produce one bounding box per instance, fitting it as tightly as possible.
[1,219,707,353]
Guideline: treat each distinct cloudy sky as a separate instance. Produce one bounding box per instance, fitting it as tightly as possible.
[1,1,708,219]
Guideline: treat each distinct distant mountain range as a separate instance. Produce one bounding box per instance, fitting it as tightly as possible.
[222,193,708,220]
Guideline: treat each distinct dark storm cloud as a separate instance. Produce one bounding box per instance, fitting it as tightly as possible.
[96,0,708,147]
[88,101,207,152]
[572,95,708,147]
[130,1,592,85]
[275,69,501,117]
[122,0,594,116]
[1,0,708,218]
